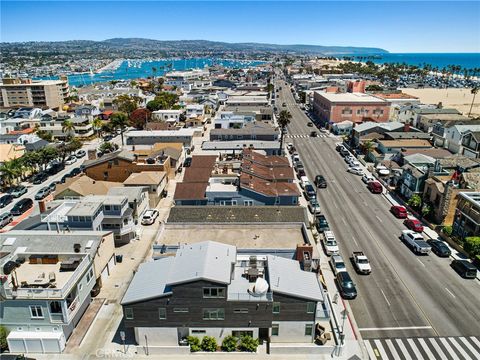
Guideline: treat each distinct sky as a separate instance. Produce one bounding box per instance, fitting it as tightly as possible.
[1,1,479,53]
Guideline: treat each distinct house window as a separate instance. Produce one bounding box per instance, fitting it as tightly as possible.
[271,324,279,336]
[30,305,44,319]
[305,324,313,336]
[49,301,62,314]
[86,268,94,283]
[244,200,254,206]
[233,309,249,314]
[272,302,280,314]
[203,287,225,298]
[113,159,119,165]
[203,308,225,320]
[231,200,237,206]
[232,330,253,338]
[158,308,166,319]
[306,302,316,314]
[105,205,111,211]
[125,308,134,320]
[174,308,189,313]
[108,161,113,168]
[191,330,206,334]
[103,171,109,179]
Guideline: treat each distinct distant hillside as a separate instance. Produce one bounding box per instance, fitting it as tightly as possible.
[1,38,388,56]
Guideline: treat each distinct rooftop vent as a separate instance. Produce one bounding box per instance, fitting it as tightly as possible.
[73,243,81,253]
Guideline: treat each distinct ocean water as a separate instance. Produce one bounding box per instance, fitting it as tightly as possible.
[346,53,480,70]
[38,58,265,87]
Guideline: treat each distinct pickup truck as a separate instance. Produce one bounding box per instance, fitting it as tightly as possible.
[401,230,432,255]
[352,251,372,274]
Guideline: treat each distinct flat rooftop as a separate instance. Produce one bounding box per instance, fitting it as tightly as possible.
[315,91,388,103]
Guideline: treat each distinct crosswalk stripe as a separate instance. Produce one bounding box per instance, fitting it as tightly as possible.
[459,337,480,358]
[470,337,480,351]
[428,337,449,360]
[407,338,425,360]
[365,339,379,359]
[374,339,389,359]
[417,338,437,360]
[395,338,413,360]
[385,339,402,360]
[439,337,460,360]
[448,337,473,360]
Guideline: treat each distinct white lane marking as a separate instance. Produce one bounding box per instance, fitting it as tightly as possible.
[439,337,460,360]
[374,339,389,360]
[445,287,456,298]
[460,337,480,357]
[375,215,383,223]
[359,326,432,331]
[470,336,480,349]
[380,289,391,307]
[364,340,378,360]
[428,337,448,360]
[352,236,359,246]
[395,339,413,360]
[407,338,425,360]
[416,258,426,267]
[341,218,347,226]
[385,339,402,360]
[417,338,437,360]
[364,201,369,207]
[449,337,473,360]
[333,201,339,209]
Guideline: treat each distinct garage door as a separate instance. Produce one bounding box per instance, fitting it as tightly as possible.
[108,255,115,272]
[101,265,109,284]
[8,339,26,353]
[43,338,62,353]
[25,338,43,353]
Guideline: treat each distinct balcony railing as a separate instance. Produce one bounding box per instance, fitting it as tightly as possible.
[227,291,273,302]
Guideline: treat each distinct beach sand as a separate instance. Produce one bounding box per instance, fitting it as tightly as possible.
[403,88,479,117]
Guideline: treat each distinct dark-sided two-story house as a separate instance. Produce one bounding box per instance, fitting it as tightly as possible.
[121,241,328,349]
[461,131,480,159]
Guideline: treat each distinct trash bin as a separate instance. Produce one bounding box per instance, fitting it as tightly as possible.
[116,255,123,263]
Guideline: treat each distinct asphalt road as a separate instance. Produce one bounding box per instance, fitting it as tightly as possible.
[276,78,480,340]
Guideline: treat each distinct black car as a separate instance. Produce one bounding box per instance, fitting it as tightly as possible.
[32,172,48,184]
[0,194,14,208]
[307,122,314,127]
[47,161,65,175]
[315,175,327,188]
[11,198,33,216]
[183,157,192,167]
[304,184,316,201]
[70,167,82,177]
[60,173,73,183]
[451,259,477,279]
[310,131,318,137]
[336,272,357,299]
[296,168,306,177]
[316,214,329,233]
[428,240,451,257]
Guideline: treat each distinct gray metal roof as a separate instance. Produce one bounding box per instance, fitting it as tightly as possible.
[108,187,145,203]
[267,255,324,301]
[202,140,280,150]
[167,241,236,285]
[121,258,174,305]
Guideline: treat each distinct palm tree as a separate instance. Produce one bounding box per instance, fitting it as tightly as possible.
[92,118,103,138]
[469,86,479,117]
[277,110,292,153]
[0,159,22,187]
[61,119,76,139]
[362,140,375,155]
[110,112,130,146]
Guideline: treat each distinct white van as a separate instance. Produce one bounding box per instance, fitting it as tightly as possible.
[300,176,310,189]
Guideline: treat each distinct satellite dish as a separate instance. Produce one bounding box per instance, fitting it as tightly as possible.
[248,277,269,297]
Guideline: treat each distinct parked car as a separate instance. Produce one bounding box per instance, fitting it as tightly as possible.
[35,187,51,200]
[450,259,477,279]
[8,185,28,198]
[0,212,13,228]
[336,272,358,299]
[315,214,329,233]
[65,155,77,165]
[348,159,361,168]
[428,239,452,257]
[401,230,431,254]
[330,255,347,276]
[32,172,48,184]
[307,122,314,127]
[347,167,364,176]
[183,157,192,167]
[315,175,327,188]
[294,160,304,171]
[76,150,86,158]
[48,181,59,192]
[310,131,318,137]
[404,218,424,233]
[362,174,375,184]
[296,168,306,177]
[46,161,65,175]
[368,181,383,194]
[308,198,321,215]
[69,167,82,177]
[299,176,310,189]
[282,102,286,107]
[0,194,14,208]
[344,155,355,163]
[141,209,160,225]
[323,231,339,256]
[11,198,33,216]
[390,205,408,219]
[304,184,316,200]
[60,173,73,183]
[376,165,390,176]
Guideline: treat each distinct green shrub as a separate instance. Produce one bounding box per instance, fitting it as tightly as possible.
[407,194,422,209]
[443,226,453,236]
[187,336,201,352]
[200,336,217,352]
[221,335,238,352]
[239,335,259,352]
[464,237,480,257]
[0,325,9,352]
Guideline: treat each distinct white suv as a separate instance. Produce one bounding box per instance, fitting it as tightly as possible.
[329,255,347,275]
[141,209,159,225]
[323,231,340,256]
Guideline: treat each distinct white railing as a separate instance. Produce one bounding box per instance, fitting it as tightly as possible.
[228,291,273,302]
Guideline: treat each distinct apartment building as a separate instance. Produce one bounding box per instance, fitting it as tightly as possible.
[214,111,256,129]
[0,78,69,109]
[121,241,329,348]
[453,192,480,239]
[39,114,93,140]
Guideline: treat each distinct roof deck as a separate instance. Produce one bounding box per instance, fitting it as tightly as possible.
[228,255,273,302]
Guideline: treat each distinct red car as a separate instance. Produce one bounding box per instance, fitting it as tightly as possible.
[404,218,424,233]
[368,181,382,194]
[390,205,408,219]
